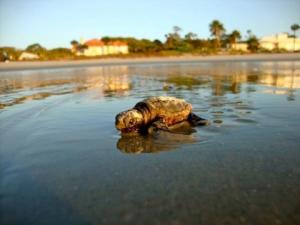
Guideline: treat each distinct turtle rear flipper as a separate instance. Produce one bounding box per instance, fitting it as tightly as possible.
[188,113,209,126]
[168,121,196,135]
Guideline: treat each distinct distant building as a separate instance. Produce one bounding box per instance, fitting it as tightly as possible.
[82,39,105,56]
[259,33,300,51]
[76,39,129,56]
[19,52,40,60]
[231,33,300,52]
[231,42,248,51]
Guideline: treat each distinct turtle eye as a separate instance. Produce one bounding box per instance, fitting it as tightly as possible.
[128,119,135,125]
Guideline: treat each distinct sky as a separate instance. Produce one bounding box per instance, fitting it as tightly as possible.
[0,0,299,49]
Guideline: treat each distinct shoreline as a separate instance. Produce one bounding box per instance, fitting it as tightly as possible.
[1,53,300,72]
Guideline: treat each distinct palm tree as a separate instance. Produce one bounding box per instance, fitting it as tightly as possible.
[165,26,184,50]
[291,24,300,51]
[247,36,260,52]
[185,32,198,41]
[70,40,79,52]
[246,29,252,38]
[209,20,226,48]
[229,30,241,48]
[173,26,182,35]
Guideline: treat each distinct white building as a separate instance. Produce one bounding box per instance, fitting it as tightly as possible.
[19,52,40,60]
[232,33,300,52]
[231,42,248,51]
[259,33,300,51]
[76,39,129,57]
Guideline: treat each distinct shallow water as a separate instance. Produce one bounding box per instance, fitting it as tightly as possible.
[0,61,300,225]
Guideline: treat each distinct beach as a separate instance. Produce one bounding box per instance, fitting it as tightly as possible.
[2,0,300,223]
[1,56,300,225]
[1,53,300,71]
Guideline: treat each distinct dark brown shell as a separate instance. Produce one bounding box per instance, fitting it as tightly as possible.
[141,96,192,125]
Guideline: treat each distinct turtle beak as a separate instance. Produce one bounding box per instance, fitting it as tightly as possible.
[115,118,120,127]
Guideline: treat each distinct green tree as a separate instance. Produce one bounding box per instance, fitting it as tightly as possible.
[0,47,21,61]
[184,32,198,41]
[76,44,87,51]
[70,40,79,46]
[26,43,47,58]
[153,39,164,52]
[123,38,158,53]
[101,36,112,43]
[187,39,210,50]
[209,20,226,48]
[70,40,79,52]
[228,30,241,48]
[165,26,183,50]
[246,29,253,39]
[26,43,46,53]
[247,36,260,52]
[48,48,73,60]
[173,26,182,37]
[291,23,300,51]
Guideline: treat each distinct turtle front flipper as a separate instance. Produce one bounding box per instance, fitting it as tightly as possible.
[148,120,196,135]
[148,120,169,134]
[188,113,209,126]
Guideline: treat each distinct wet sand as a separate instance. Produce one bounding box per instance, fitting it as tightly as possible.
[1,53,300,71]
[1,59,300,225]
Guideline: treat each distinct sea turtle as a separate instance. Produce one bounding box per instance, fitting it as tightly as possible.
[115,96,208,134]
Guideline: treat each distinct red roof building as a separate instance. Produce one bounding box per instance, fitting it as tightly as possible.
[84,39,105,47]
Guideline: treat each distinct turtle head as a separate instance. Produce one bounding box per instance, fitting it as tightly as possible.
[115,109,144,133]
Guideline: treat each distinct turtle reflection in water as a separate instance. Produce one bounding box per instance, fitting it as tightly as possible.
[115,96,208,153]
[115,96,208,134]
[117,126,198,153]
